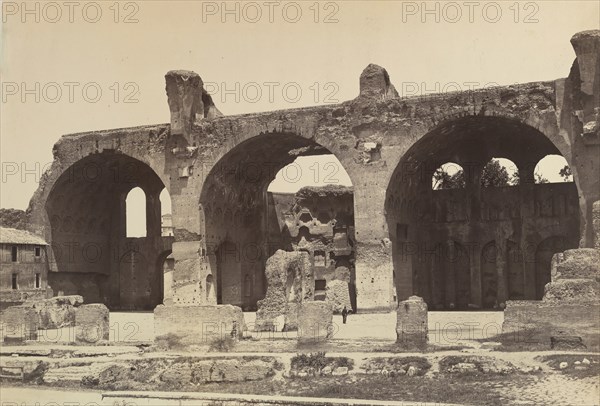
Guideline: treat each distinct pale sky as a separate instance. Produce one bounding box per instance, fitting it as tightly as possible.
[1,1,598,209]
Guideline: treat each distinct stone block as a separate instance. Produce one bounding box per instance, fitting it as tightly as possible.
[396,296,428,348]
[543,279,599,302]
[23,295,84,329]
[297,301,333,342]
[154,304,244,345]
[75,304,109,344]
[1,305,39,342]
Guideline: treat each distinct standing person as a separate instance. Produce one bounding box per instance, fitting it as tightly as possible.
[341,306,349,324]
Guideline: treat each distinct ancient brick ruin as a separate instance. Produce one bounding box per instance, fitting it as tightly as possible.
[7,30,596,334]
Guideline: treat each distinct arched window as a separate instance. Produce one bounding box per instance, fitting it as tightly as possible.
[534,155,573,184]
[481,158,519,187]
[267,154,352,193]
[126,187,146,237]
[159,188,173,236]
[432,162,465,190]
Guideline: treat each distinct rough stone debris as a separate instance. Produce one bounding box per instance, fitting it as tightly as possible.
[2,30,595,330]
[297,301,334,342]
[396,296,428,348]
[255,250,312,331]
[75,304,110,344]
[154,304,245,345]
[21,295,84,329]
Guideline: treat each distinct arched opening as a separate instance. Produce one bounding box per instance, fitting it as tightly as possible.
[534,154,574,184]
[385,116,580,309]
[480,158,519,188]
[200,133,355,311]
[45,151,172,310]
[432,162,465,190]
[126,187,146,238]
[159,188,173,236]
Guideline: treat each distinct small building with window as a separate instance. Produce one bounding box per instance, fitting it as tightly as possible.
[0,227,51,309]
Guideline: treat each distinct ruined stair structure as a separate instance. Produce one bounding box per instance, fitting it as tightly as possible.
[503,202,600,349]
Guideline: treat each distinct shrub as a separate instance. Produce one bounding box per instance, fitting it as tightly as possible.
[208,336,237,352]
[291,352,328,371]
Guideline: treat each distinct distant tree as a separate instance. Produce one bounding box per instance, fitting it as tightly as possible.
[433,168,465,190]
[481,160,514,187]
[535,173,549,184]
[559,165,573,182]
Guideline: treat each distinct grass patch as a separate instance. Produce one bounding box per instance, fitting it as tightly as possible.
[208,336,237,352]
[536,354,600,379]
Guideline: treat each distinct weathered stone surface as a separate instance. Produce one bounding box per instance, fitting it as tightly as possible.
[396,296,427,348]
[165,70,222,139]
[75,304,109,344]
[255,250,312,331]
[1,305,39,342]
[154,304,244,345]
[570,30,600,98]
[550,334,586,350]
[553,249,600,280]
[359,64,399,100]
[22,295,84,329]
[543,279,599,302]
[593,201,600,249]
[326,279,352,313]
[297,301,333,342]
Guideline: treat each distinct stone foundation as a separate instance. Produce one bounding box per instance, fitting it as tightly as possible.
[154,304,244,345]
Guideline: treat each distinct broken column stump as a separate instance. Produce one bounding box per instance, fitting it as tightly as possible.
[396,296,428,349]
[154,304,244,346]
[75,304,109,344]
[297,301,333,343]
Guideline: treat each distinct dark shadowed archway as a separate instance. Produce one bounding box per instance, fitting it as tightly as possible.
[200,132,356,311]
[45,151,173,310]
[385,116,580,310]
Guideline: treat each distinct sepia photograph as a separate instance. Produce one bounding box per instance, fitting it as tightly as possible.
[1,1,599,405]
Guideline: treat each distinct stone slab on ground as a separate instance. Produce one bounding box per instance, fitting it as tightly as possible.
[154,304,244,345]
[75,304,110,344]
[297,301,333,343]
[396,296,428,348]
